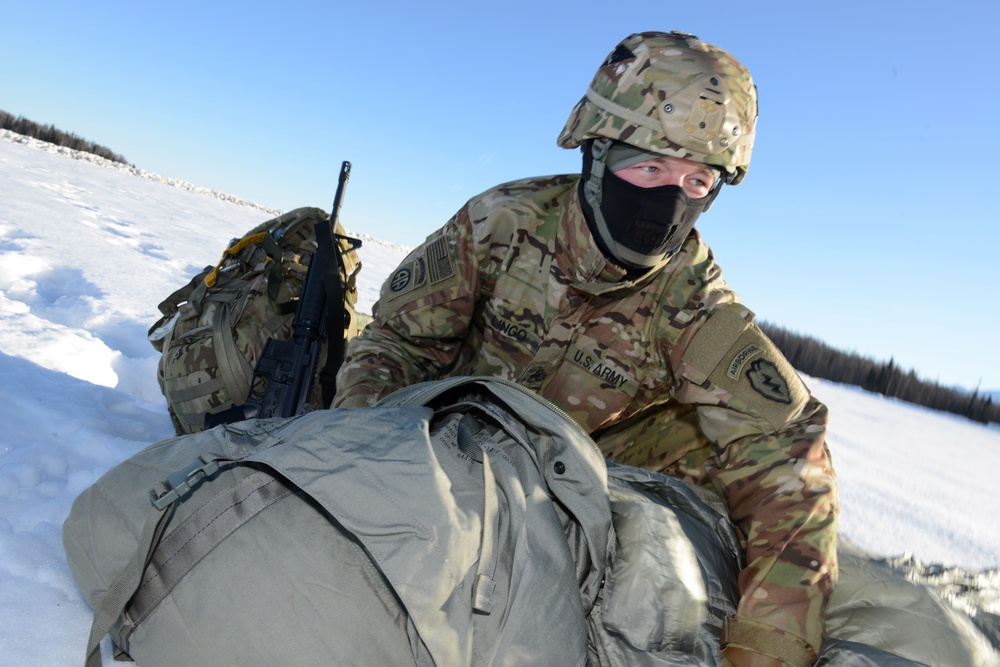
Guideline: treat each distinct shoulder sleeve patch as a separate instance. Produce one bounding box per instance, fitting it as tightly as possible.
[681,303,809,432]
[380,233,458,307]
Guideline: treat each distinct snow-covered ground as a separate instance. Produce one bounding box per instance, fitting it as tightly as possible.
[1,131,998,665]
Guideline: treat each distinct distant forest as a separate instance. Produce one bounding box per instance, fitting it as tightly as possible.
[4,112,995,425]
[761,322,997,425]
[1,109,129,165]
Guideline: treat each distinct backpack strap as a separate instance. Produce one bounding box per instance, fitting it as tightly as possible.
[211,296,254,409]
[162,287,259,433]
[155,266,213,317]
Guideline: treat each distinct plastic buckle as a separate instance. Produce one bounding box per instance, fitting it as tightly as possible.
[150,456,220,510]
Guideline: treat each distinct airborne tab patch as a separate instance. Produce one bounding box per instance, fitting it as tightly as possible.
[727,343,763,380]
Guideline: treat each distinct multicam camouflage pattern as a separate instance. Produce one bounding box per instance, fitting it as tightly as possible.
[149,207,366,434]
[558,31,758,185]
[334,177,837,663]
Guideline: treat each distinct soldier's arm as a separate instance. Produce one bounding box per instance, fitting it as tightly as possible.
[707,399,836,666]
[675,305,838,665]
[333,206,482,408]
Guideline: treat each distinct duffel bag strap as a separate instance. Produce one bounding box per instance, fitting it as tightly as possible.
[126,469,295,636]
[82,457,224,667]
[83,495,174,667]
[82,454,295,667]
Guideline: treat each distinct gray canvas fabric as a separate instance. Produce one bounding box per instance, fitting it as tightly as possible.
[823,541,1000,666]
[64,377,613,667]
[587,464,743,665]
[63,377,999,667]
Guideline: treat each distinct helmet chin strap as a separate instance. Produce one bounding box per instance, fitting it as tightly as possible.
[581,139,722,272]
[582,138,609,203]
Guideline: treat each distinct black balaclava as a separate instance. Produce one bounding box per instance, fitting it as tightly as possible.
[579,138,723,274]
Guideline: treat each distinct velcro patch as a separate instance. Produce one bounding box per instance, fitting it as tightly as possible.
[381,234,456,305]
[425,236,455,284]
[681,303,807,432]
[387,257,426,296]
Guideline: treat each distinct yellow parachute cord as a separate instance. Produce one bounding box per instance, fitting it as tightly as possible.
[203,232,269,288]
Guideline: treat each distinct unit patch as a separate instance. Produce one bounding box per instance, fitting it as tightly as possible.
[383,235,456,303]
[745,358,792,404]
[389,258,425,294]
[679,303,808,432]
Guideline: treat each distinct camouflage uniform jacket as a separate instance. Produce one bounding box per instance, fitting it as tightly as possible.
[334,174,839,664]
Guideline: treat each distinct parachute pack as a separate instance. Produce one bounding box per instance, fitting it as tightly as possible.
[147,205,368,434]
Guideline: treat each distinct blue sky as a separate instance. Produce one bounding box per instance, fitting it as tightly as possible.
[3,1,998,391]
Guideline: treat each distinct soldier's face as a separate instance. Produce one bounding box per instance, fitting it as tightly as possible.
[613,155,719,199]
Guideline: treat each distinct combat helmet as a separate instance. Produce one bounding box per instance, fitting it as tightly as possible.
[558,31,758,185]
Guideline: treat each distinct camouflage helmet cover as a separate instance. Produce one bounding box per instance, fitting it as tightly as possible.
[558,31,758,184]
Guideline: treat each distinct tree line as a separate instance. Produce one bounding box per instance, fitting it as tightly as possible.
[1,109,129,164]
[4,111,995,426]
[760,321,997,425]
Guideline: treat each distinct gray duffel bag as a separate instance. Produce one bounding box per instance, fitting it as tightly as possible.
[63,377,613,667]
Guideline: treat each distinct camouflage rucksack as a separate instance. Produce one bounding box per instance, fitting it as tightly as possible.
[147,207,368,434]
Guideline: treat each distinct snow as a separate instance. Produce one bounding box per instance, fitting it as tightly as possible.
[1,130,998,665]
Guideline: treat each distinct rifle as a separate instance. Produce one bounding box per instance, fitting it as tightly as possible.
[205,161,356,428]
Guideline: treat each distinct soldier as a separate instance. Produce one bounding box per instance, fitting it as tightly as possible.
[334,31,838,667]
